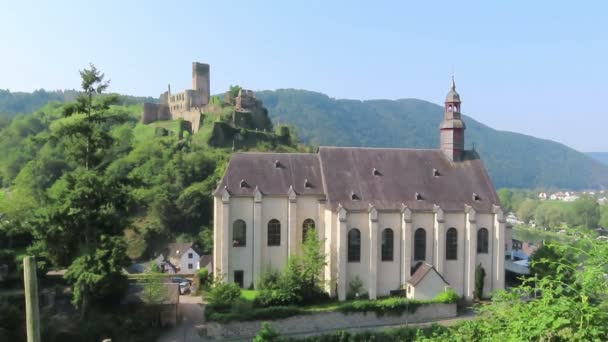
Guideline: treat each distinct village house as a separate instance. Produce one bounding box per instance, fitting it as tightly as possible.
[156,242,204,274]
[212,79,506,301]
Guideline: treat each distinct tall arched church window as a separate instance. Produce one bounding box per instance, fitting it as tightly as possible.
[477,228,489,254]
[446,228,458,260]
[414,228,426,261]
[302,219,315,243]
[267,219,281,246]
[381,228,394,261]
[348,229,361,262]
[233,220,246,247]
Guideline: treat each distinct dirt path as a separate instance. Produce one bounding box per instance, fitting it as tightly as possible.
[157,295,204,342]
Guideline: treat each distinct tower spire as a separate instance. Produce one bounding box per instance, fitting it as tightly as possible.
[440,75,466,161]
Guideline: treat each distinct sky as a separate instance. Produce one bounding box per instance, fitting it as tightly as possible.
[1,0,607,151]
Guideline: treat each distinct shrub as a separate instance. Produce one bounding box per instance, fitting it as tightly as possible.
[255,237,330,307]
[435,289,459,303]
[253,322,281,342]
[206,282,241,311]
[474,263,486,300]
[346,276,367,300]
[206,305,305,323]
[257,269,281,290]
[337,297,426,315]
[194,268,211,290]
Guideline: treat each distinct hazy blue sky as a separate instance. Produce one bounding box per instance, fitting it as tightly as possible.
[1,0,607,151]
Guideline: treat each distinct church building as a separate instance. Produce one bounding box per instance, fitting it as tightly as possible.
[213,79,505,300]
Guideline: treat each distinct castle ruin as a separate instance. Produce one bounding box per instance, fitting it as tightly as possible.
[142,62,211,132]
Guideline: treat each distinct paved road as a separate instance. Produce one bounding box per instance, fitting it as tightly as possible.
[157,295,204,342]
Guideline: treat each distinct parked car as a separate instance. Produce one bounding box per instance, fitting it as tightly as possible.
[170,277,191,285]
[179,281,191,295]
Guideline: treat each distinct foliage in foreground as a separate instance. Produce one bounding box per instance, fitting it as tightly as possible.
[418,235,608,342]
[253,322,450,342]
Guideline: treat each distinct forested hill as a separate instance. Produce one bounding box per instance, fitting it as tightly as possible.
[0,89,155,119]
[257,89,608,190]
[1,88,607,189]
[587,152,608,166]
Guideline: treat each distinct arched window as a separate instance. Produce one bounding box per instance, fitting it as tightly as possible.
[414,228,426,261]
[348,229,361,262]
[302,219,315,243]
[477,228,489,254]
[381,228,394,261]
[446,228,458,260]
[267,219,281,246]
[233,220,246,247]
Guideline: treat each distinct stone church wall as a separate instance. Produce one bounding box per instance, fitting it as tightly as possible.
[262,196,289,272]
[377,212,401,296]
[442,213,466,295]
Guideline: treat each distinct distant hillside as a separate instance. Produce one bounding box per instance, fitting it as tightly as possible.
[587,152,608,166]
[2,88,606,189]
[257,89,608,189]
[0,89,155,119]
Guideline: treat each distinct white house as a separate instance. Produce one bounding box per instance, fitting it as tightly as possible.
[159,242,203,274]
[212,79,506,300]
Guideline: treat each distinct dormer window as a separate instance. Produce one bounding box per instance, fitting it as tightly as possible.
[373,168,382,176]
[274,160,283,169]
[415,192,423,201]
[304,179,312,189]
[240,179,248,188]
[351,192,360,201]
[473,193,481,201]
[433,168,441,177]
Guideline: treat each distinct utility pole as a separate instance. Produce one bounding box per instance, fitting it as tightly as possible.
[23,256,41,342]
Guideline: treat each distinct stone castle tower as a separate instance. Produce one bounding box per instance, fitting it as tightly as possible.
[142,62,211,132]
[440,77,466,161]
[192,62,210,107]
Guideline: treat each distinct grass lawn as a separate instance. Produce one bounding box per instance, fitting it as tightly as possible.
[206,289,457,323]
[132,120,182,143]
[241,289,258,302]
[513,224,571,243]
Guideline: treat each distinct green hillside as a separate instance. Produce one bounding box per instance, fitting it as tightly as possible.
[587,152,608,166]
[1,88,606,189]
[257,89,608,189]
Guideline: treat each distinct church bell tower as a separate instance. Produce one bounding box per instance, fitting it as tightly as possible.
[440,77,466,161]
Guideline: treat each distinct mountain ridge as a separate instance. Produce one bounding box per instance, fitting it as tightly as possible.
[587,152,608,166]
[256,89,608,189]
[1,88,606,189]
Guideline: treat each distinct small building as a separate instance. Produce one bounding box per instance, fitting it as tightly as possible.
[155,242,203,274]
[199,254,213,273]
[538,192,548,200]
[406,263,450,300]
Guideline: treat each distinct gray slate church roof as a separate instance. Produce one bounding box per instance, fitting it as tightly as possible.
[215,146,500,213]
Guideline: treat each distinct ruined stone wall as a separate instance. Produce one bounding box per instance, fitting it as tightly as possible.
[171,109,202,133]
[142,103,171,124]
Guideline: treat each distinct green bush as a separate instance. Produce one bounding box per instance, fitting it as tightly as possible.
[255,232,330,307]
[207,281,241,311]
[207,305,305,323]
[336,297,427,315]
[435,289,459,303]
[346,276,368,300]
[254,322,281,342]
[257,269,281,290]
[195,268,211,290]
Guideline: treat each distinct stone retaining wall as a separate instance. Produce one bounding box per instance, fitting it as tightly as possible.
[205,303,457,340]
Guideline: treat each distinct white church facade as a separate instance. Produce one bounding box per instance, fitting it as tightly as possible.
[213,80,506,301]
